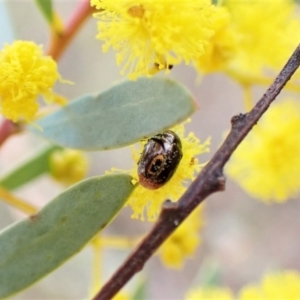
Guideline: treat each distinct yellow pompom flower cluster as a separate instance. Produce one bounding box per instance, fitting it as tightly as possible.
[196,0,300,81]
[128,120,210,221]
[196,6,236,74]
[113,292,130,300]
[186,271,300,300]
[224,0,300,83]
[226,99,300,202]
[159,206,204,269]
[239,271,300,300]
[49,149,88,185]
[90,0,300,82]
[0,41,65,122]
[91,0,223,79]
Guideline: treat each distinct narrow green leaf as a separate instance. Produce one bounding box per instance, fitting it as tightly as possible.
[30,77,197,150]
[0,145,61,190]
[0,174,134,298]
[34,0,53,25]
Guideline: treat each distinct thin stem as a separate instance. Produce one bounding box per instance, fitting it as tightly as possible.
[101,236,139,249]
[93,44,300,300]
[227,69,300,93]
[90,236,103,297]
[89,235,141,297]
[0,120,22,147]
[0,186,37,215]
[47,0,96,59]
[250,75,300,93]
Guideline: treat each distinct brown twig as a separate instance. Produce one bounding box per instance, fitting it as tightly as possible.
[93,44,300,300]
[47,0,96,60]
[0,120,22,147]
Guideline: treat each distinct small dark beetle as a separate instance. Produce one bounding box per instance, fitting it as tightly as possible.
[137,130,183,190]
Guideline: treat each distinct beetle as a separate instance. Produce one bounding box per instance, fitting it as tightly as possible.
[137,130,183,190]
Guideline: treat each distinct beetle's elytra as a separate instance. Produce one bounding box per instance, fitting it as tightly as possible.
[137,130,183,190]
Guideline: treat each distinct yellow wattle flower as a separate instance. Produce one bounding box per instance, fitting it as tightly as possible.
[239,271,300,300]
[185,270,300,300]
[113,292,131,300]
[226,99,300,202]
[159,206,204,269]
[128,120,210,221]
[49,149,88,185]
[196,6,237,74]
[91,0,221,79]
[0,41,66,122]
[224,0,300,83]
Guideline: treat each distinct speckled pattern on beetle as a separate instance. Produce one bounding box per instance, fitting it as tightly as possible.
[137,130,183,190]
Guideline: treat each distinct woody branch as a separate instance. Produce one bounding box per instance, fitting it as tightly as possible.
[93,43,300,300]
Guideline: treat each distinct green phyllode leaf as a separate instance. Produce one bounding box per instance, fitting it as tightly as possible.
[0,174,134,298]
[30,77,197,150]
[34,0,53,25]
[0,145,61,190]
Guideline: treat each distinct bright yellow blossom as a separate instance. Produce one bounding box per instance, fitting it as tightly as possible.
[113,292,131,300]
[186,286,234,300]
[224,0,300,83]
[239,271,300,300]
[91,0,222,79]
[226,99,300,202]
[0,41,65,122]
[196,6,236,74]
[159,206,204,269]
[49,149,88,185]
[186,271,300,300]
[127,120,210,221]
